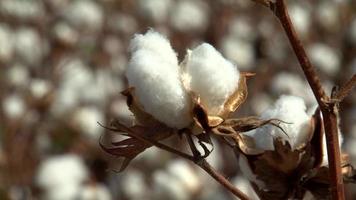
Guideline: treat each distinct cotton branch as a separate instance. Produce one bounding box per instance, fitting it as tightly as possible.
[268,0,346,199]
[117,126,250,200]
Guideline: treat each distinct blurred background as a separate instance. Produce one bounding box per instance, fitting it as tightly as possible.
[0,0,355,199]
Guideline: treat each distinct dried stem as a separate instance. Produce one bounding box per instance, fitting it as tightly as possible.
[127,129,250,200]
[198,159,250,200]
[185,133,250,200]
[272,0,345,199]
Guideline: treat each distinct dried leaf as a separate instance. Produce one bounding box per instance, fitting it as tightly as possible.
[121,88,161,127]
[212,117,288,155]
[262,139,302,173]
[100,120,173,172]
[246,139,304,199]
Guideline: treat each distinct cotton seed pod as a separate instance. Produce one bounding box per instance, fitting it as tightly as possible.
[126,31,192,129]
[182,43,240,116]
[234,96,350,199]
[243,95,313,151]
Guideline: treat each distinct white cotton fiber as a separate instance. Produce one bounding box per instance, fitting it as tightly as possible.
[36,154,88,200]
[183,43,240,115]
[244,95,311,151]
[126,31,192,128]
[129,30,177,66]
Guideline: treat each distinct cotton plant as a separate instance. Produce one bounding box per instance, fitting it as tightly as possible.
[100,30,353,200]
[101,30,257,168]
[236,95,348,199]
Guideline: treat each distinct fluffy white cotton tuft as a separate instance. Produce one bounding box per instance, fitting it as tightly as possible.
[244,95,311,151]
[308,43,340,76]
[36,154,88,200]
[129,30,177,65]
[138,0,172,23]
[170,0,208,32]
[183,43,240,115]
[126,31,192,128]
[36,154,88,188]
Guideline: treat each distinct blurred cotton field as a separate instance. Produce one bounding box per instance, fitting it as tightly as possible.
[0,0,355,199]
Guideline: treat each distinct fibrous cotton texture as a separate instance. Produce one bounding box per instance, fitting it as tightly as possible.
[126,30,192,128]
[183,43,240,115]
[244,95,311,151]
[126,30,241,128]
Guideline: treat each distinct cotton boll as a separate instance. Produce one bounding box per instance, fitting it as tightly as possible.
[2,94,26,119]
[126,31,192,128]
[80,69,124,106]
[103,36,123,56]
[184,43,240,115]
[110,99,135,126]
[53,22,79,46]
[6,63,30,88]
[0,0,44,20]
[36,154,88,193]
[307,43,340,76]
[315,2,339,31]
[138,0,173,23]
[29,79,52,100]
[0,24,14,62]
[15,27,44,66]
[78,184,112,200]
[271,72,314,105]
[121,170,148,200]
[229,17,256,41]
[288,4,311,37]
[108,14,138,35]
[220,36,255,70]
[244,95,311,151]
[345,137,356,166]
[250,93,273,115]
[166,160,201,194]
[129,30,178,66]
[72,106,105,140]
[51,59,94,116]
[321,131,343,166]
[44,184,82,200]
[152,170,189,200]
[64,0,103,32]
[170,0,208,32]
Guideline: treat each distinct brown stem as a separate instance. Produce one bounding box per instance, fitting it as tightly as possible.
[129,129,250,200]
[122,127,196,161]
[198,159,250,200]
[273,0,345,199]
[185,133,250,200]
[185,133,202,157]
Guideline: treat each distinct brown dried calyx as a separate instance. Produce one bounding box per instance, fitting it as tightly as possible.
[235,109,352,200]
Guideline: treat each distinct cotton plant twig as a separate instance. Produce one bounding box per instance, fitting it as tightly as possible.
[269,0,346,199]
[184,133,250,200]
[120,127,250,200]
